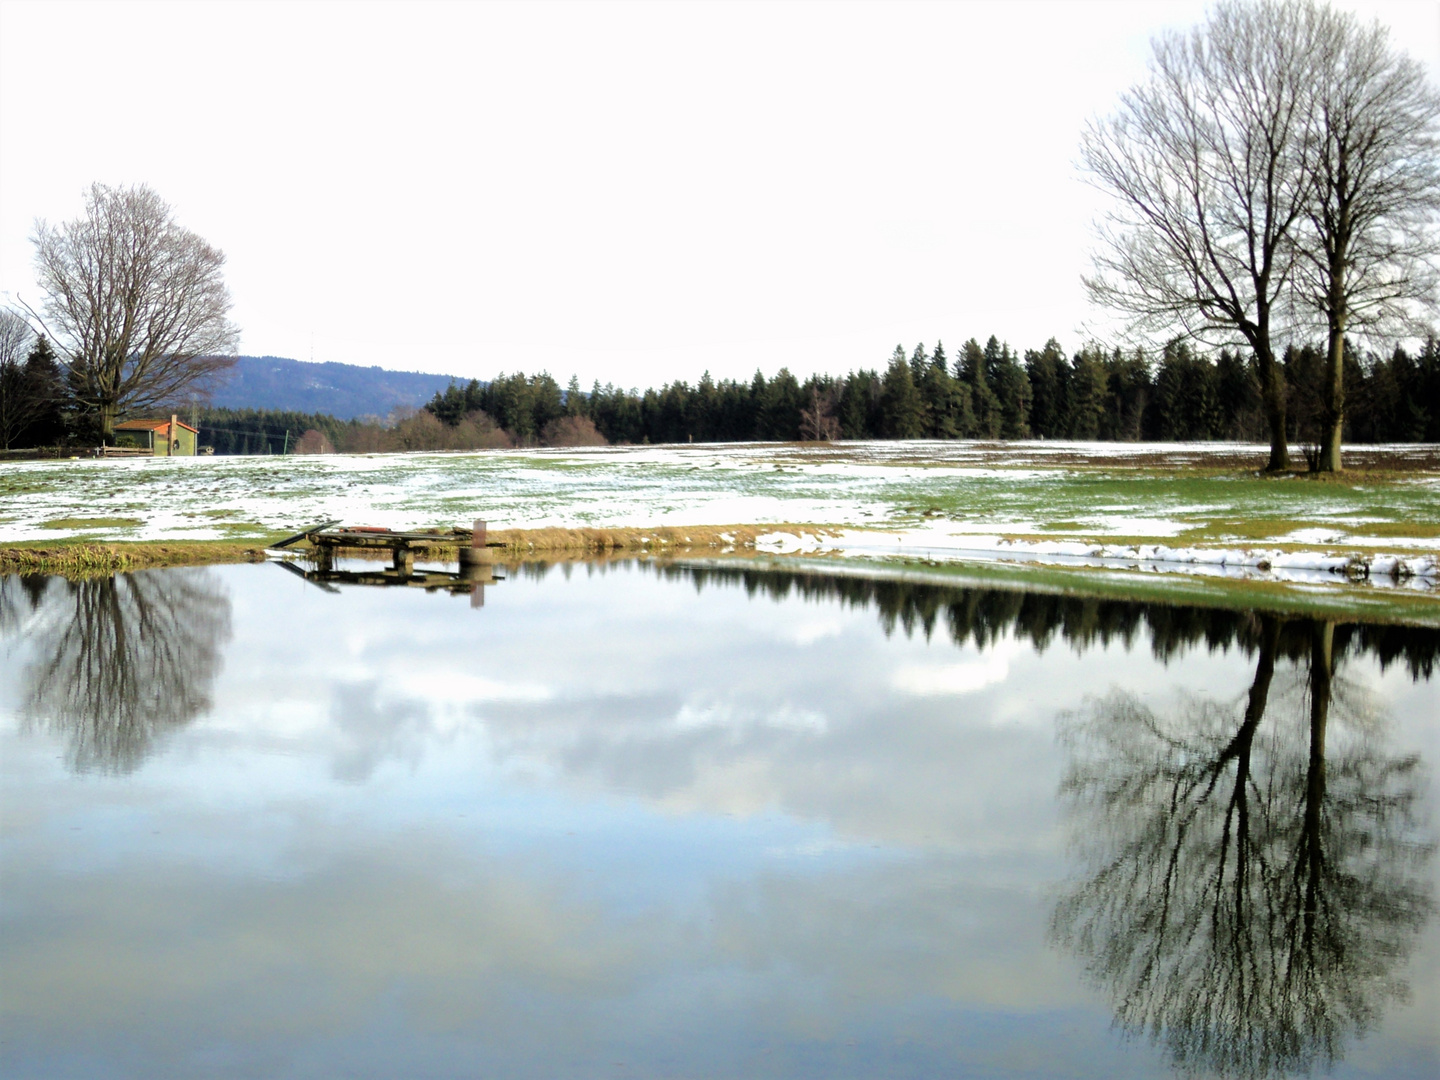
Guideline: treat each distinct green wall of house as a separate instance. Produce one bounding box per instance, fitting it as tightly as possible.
[114,423,198,455]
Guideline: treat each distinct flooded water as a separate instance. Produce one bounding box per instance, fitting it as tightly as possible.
[1,560,1436,1079]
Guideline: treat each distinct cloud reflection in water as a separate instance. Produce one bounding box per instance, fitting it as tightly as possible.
[0,561,1435,1078]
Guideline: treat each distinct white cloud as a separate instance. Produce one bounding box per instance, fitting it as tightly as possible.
[891,654,1012,697]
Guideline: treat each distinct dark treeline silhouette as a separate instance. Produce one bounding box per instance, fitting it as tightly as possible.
[0,335,67,450]
[419,335,1440,451]
[513,558,1440,677]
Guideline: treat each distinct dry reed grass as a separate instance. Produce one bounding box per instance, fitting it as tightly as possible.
[308,524,825,561]
[0,542,268,575]
[1,525,833,576]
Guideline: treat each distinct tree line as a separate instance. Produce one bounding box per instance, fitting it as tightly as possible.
[411,335,1440,452]
[7,323,1436,455]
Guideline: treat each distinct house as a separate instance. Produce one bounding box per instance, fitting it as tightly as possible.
[113,415,200,456]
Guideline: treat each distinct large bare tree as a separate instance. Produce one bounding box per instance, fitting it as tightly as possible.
[10,568,233,774]
[1082,1,1323,471]
[27,183,238,442]
[1299,9,1440,472]
[1052,617,1433,1078]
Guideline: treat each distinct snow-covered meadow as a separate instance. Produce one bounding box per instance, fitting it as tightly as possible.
[5,440,1437,587]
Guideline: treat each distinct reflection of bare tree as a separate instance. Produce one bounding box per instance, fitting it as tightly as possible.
[1052,616,1433,1078]
[0,573,50,635]
[12,570,232,773]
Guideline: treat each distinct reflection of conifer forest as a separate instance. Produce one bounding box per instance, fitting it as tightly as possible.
[0,570,231,773]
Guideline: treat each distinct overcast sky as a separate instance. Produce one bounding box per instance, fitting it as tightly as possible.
[1,0,1436,388]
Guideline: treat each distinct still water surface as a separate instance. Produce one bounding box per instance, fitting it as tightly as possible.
[1,561,1436,1079]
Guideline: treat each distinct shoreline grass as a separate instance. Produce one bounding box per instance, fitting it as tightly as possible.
[0,539,274,575]
[2,524,1435,626]
[0,526,810,575]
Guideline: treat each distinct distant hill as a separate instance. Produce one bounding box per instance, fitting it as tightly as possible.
[207,355,466,419]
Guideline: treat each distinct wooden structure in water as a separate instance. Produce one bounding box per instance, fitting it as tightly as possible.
[271,519,506,607]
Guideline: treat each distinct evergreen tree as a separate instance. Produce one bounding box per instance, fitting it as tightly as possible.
[920,341,970,438]
[21,337,67,446]
[1416,338,1440,441]
[959,338,1002,438]
[193,407,353,455]
[693,371,719,441]
[1152,340,1220,440]
[745,371,767,441]
[1,335,66,448]
[529,372,564,435]
[1102,346,1151,441]
[909,343,933,432]
[1384,346,1431,442]
[1215,349,1264,440]
[1025,339,1069,439]
[1069,348,1110,439]
[838,371,875,438]
[426,381,469,426]
[564,375,585,417]
[1283,344,1328,447]
[985,337,1033,439]
[880,345,924,438]
[760,367,804,440]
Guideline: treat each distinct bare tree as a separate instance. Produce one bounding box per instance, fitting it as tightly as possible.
[0,308,35,448]
[1052,616,1433,1078]
[1083,1,1324,471]
[14,569,232,774]
[1298,8,1440,472]
[799,383,840,441]
[27,183,239,443]
[0,308,31,366]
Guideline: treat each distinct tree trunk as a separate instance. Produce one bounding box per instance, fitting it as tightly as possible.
[1256,344,1290,472]
[99,402,117,445]
[1301,621,1333,941]
[1317,196,1350,474]
[1317,325,1345,473]
[1218,614,1280,766]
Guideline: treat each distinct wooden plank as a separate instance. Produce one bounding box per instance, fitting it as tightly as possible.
[271,519,343,549]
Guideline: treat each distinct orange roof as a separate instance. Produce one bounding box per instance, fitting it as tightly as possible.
[115,418,199,434]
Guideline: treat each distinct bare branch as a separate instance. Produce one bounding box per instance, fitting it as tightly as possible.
[30,184,239,441]
[1290,6,1440,470]
[1082,0,1325,470]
